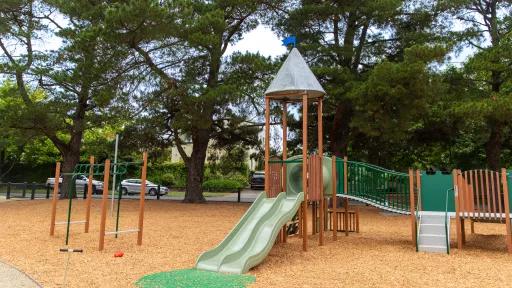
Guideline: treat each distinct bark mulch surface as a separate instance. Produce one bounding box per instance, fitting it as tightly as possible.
[0,199,511,288]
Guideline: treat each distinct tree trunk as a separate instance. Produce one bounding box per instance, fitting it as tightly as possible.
[183,129,210,203]
[329,102,353,157]
[59,126,84,199]
[485,122,503,171]
[60,148,81,199]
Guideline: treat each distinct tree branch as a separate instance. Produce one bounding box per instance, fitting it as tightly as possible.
[131,44,178,90]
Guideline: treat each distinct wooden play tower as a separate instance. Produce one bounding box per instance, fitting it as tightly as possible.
[264,48,326,251]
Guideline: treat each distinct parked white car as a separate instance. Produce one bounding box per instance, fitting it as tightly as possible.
[120,179,169,196]
[46,174,104,194]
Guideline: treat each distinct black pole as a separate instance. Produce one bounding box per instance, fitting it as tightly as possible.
[83,184,87,199]
[30,182,36,200]
[22,182,27,198]
[46,183,50,199]
[237,188,241,203]
[6,183,10,199]
[157,185,160,200]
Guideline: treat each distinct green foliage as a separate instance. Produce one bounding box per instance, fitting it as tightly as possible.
[148,162,188,188]
[2,0,512,191]
[202,179,244,191]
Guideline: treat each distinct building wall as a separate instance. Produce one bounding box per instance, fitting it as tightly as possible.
[170,142,259,171]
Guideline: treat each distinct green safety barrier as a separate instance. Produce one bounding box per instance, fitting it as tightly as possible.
[420,171,454,212]
[506,171,512,212]
[339,160,410,212]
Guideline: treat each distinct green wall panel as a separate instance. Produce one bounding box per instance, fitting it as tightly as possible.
[420,171,455,212]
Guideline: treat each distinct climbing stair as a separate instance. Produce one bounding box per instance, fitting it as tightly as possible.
[417,212,450,253]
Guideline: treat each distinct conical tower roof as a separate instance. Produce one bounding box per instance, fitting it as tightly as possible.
[265,48,325,100]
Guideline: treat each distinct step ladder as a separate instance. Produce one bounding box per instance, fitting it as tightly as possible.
[417,212,450,254]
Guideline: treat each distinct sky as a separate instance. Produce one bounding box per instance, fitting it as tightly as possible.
[34,23,473,66]
[225,26,287,58]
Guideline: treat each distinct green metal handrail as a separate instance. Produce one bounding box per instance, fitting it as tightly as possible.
[445,188,453,255]
[61,161,141,176]
[345,160,409,176]
[415,182,422,252]
[343,161,410,212]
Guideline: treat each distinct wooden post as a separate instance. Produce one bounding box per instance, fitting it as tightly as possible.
[416,170,421,211]
[318,98,324,246]
[137,152,148,246]
[282,101,288,192]
[355,207,360,233]
[408,169,416,246]
[281,101,288,243]
[99,159,111,251]
[85,156,95,233]
[49,162,61,236]
[302,93,308,251]
[501,168,512,253]
[453,169,462,250]
[264,97,270,197]
[344,198,349,236]
[332,156,337,241]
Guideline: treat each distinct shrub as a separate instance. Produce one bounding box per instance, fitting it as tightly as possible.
[202,179,243,191]
[148,161,187,187]
[155,173,174,187]
[227,173,249,188]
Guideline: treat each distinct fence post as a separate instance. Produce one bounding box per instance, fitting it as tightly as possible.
[46,184,50,199]
[157,185,161,200]
[6,183,11,199]
[83,184,87,199]
[31,182,36,200]
[22,182,27,198]
[237,188,241,203]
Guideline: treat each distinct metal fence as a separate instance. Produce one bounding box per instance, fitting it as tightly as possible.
[0,182,248,203]
[0,182,92,200]
[0,182,52,199]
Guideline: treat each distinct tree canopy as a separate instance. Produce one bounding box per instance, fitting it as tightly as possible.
[1,0,512,201]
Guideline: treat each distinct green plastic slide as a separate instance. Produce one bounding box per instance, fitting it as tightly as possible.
[195,191,304,274]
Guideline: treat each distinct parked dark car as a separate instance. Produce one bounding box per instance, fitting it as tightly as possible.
[250,171,265,190]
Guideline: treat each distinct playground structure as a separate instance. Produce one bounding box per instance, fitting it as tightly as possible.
[194,47,512,277]
[49,152,148,251]
[196,48,419,274]
[49,156,97,245]
[453,169,512,252]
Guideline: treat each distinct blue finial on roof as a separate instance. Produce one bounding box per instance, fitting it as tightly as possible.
[281,36,296,47]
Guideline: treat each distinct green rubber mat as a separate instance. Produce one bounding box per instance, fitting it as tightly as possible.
[135,269,255,288]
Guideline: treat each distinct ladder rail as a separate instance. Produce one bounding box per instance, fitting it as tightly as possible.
[445,188,453,254]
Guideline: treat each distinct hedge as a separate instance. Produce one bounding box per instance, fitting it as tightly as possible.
[202,179,244,191]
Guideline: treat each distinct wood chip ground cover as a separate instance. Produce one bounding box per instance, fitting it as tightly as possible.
[0,199,511,287]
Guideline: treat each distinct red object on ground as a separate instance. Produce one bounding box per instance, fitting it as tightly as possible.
[114,251,124,257]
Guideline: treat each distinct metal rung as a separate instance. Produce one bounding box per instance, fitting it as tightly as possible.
[105,229,139,235]
[55,220,86,225]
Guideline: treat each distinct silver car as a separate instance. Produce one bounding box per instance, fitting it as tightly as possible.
[120,179,169,196]
[46,174,104,194]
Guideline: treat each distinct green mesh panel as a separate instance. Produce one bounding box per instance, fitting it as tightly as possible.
[136,269,256,288]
